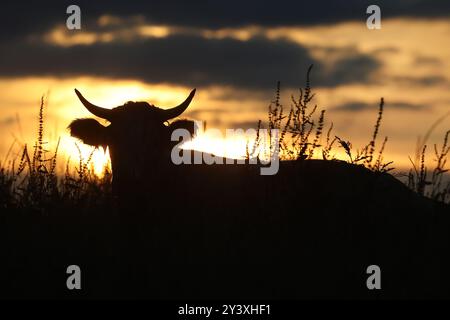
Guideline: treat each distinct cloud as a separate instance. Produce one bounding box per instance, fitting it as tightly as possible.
[185,108,229,119]
[0,34,380,90]
[332,101,425,112]
[226,120,263,130]
[371,47,400,55]
[414,55,442,66]
[2,1,450,43]
[391,75,448,87]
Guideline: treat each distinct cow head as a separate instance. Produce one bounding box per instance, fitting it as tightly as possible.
[68,88,196,194]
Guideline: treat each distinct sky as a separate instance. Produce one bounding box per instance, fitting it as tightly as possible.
[0,0,449,174]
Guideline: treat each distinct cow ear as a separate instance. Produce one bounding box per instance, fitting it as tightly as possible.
[68,118,108,148]
[168,119,196,137]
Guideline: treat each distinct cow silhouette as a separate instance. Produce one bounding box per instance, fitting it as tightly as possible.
[69,88,196,201]
[68,88,450,299]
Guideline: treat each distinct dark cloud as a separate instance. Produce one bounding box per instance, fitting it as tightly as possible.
[1,1,447,91]
[319,54,379,87]
[0,35,379,89]
[332,101,425,112]
[2,0,450,42]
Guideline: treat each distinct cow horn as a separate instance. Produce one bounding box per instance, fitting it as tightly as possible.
[74,89,113,121]
[161,89,196,120]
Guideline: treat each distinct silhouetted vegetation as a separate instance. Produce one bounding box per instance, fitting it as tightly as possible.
[408,130,450,203]
[0,95,112,211]
[250,66,394,174]
[251,66,447,201]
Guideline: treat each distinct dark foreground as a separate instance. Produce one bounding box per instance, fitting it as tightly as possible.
[0,160,449,299]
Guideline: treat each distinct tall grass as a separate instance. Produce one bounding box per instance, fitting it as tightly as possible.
[334,97,393,173]
[0,95,112,211]
[408,130,450,203]
[252,65,394,173]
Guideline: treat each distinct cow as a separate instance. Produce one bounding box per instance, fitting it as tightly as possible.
[69,88,197,201]
[68,88,450,299]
